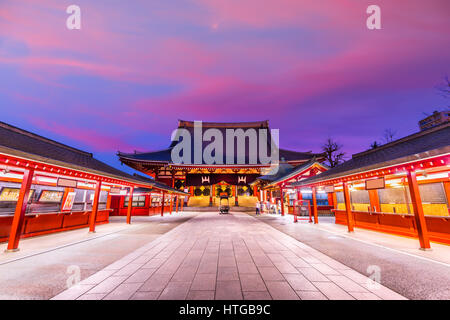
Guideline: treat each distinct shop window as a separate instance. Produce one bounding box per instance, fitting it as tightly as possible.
[124,195,146,207]
[378,187,410,204]
[350,189,370,204]
[418,182,447,204]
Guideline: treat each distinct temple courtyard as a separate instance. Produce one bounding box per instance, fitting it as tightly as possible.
[1,211,449,300]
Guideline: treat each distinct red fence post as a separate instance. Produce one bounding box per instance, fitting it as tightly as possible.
[126,186,134,224]
[89,181,102,233]
[6,168,34,251]
[311,186,318,224]
[406,171,431,249]
[342,182,355,232]
[161,192,165,216]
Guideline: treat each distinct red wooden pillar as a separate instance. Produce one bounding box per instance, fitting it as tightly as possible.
[210,185,213,206]
[161,192,165,216]
[342,182,355,232]
[6,168,34,251]
[297,189,302,202]
[190,186,194,196]
[311,186,318,224]
[280,188,285,216]
[106,192,112,210]
[253,185,258,199]
[406,171,431,249]
[175,196,179,212]
[443,181,450,214]
[89,181,102,233]
[332,192,337,209]
[126,186,134,224]
[169,195,173,214]
[180,196,184,211]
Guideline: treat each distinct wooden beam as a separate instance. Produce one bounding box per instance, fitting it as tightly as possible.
[342,182,355,232]
[280,188,285,216]
[368,189,380,212]
[89,181,102,233]
[406,171,431,249]
[6,168,34,251]
[126,186,134,224]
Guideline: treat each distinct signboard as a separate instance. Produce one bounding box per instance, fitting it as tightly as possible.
[57,178,78,188]
[38,190,64,203]
[323,186,335,193]
[0,188,35,202]
[109,187,122,195]
[365,177,385,190]
[62,192,76,211]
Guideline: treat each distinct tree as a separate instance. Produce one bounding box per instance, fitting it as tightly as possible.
[437,76,450,99]
[322,138,345,168]
[383,128,396,143]
[370,141,380,149]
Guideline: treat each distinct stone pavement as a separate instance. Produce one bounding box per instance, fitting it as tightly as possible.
[52,211,407,300]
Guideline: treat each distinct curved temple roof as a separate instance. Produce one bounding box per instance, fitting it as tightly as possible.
[0,121,187,195]
[118,120,325,166]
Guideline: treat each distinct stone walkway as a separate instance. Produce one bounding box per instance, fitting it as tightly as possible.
[52,212,406,300]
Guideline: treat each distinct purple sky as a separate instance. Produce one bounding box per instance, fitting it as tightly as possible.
[1,0,449,174]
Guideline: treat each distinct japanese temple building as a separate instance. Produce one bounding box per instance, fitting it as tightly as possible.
[0,121,187,251]
[118,120,325,208]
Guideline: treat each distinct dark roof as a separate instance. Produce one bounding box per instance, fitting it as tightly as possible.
[132,174,188,195]
[256,159,328,186]
[292,123,450,187]
[118,120,324,165]
[0,121,185,193]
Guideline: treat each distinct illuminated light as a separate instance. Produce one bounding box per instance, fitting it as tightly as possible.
[5,159,8,163]
[16,161,20,165]
[429,162,433,166]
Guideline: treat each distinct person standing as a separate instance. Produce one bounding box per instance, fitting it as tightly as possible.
[255,201,260,215]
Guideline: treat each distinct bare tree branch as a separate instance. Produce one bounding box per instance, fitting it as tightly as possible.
[383,128,396,143]
[322,138,345,168]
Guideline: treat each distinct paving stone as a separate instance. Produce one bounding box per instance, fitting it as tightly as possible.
[103,283,142,300]
[216,281,243,300]
[240,274,267,291]
[258,267,284,281]
[243,291,272,300]
[87,276,128,294]
[191,274,216,291]
[327,275,369,293]
[297,267,330,282]
[283,274,317,291]
[217,267,240,281]
[139,273,172,292]
[265,281,299,300]
[187,290,215,300]
[124,268,157,283]
[296,290,328,300]
[313,281,355,300]
[158,281,191,300]
[51,284,94,300]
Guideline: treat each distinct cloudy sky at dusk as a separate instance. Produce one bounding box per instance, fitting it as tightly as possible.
[1,0,449,173]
